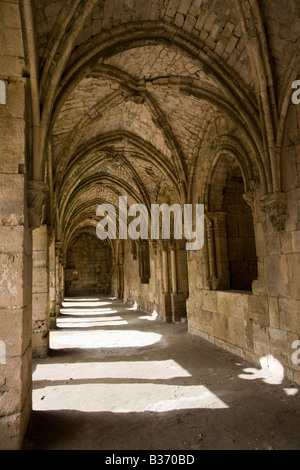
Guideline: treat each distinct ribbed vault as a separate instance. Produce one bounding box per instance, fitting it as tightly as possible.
[23,0,300,259]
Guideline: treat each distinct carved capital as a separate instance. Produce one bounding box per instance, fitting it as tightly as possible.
[27,181,48,229]
[260,193,287,232]
[55,241,63,258]
[208,275,219,291]
[169,239,178,251]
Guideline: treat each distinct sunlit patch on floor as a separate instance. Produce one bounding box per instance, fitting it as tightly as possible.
[238,355,285,385]
[61,301,113,308]
[284,388,299,397]
[57,316,127,328]
[50,329,163,350]
[59,308,118,316]
[139,310,159,322]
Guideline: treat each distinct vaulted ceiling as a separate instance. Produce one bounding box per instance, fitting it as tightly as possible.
[24,0,300,253]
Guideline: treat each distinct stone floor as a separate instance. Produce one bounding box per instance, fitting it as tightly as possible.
[23,297,300,450]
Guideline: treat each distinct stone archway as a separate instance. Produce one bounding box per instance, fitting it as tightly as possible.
[222,161,258,291]
[65,232,112,297]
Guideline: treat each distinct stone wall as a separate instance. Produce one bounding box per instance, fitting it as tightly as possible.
[187,180,300,384]
[65,233,112,296]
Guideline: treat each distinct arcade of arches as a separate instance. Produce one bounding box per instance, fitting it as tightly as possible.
[0,0,300,450]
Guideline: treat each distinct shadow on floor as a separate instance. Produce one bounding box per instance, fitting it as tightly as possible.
[23,296,300,450]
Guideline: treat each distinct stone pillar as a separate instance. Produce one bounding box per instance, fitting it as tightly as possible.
[212,212,230,290]
[163,249,169,294]
[150,240,161,311]
[0,175,32,450]
[55,243,62,315]
[111,249,118,297]
[60,255,66,302]
[205,214,218,289]
[170,248,178,295]
[205,213,230,290]
[48,233,56,329]
[32,225,49,358]
[245,190,266,296]
[117,250,124,300]
[161,243,172,322]
[0,2,32,447]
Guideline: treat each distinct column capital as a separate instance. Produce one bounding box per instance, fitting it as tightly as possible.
[55,241,63,257]
[260,192,287,232]
[169,240,178,251]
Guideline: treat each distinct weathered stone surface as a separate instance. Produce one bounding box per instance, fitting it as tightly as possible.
[0,414,21,451]
[217,291,249,320]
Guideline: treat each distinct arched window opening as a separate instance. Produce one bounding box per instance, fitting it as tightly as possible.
[222,162,258,291]
[206,156,258,292]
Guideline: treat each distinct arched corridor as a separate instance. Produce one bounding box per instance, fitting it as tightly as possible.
[23,296,300,450]
[1,0,300,450]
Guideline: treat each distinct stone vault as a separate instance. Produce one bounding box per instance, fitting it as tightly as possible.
[0,0,300,449]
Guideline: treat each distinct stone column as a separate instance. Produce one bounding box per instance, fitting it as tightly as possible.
[170,247,178,295]
[149,240,159,310]
[163,248,169,294]
[48,233,56,329]
[110,249,118,297]
[205,213,230,291]
[60,255,66,302]
[244,190,265,296]
[0,175,32,450]
[0,3,32,447]
[117,251,124,300]
[55,243,62,315]
[161,243,172,322]
[205,214,218,289]
[213,212,230,290]
[32,225,49,358]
